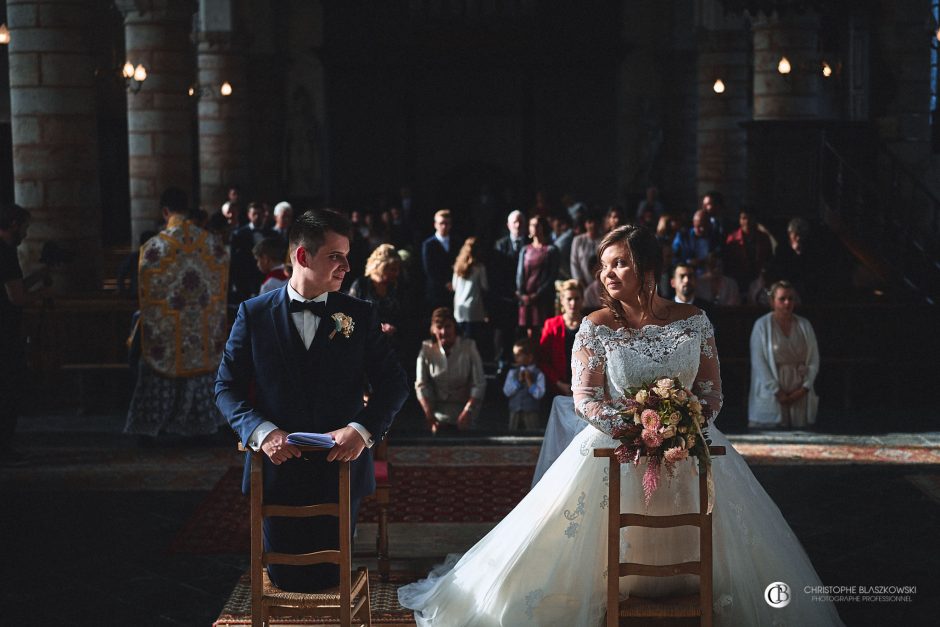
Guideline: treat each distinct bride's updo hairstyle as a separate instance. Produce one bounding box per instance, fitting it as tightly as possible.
[596,224,664,322]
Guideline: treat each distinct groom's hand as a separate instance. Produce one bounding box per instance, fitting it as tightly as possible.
[326,426,367,463]
[261,429,302,465]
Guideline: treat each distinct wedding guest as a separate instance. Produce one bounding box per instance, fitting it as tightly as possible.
[230,202,273,302]
[271,201,294,239]
[671,263,711,311]
[569,209,603,288]
[221,200,240,228]
[516,216,560,337]
[538,279,584,397]
[672,209,721,275]
[254,237,290,294]
[452,237,488,346]
[700,190,727,238]
[696,254,740,306]
[491,210,528,372]
[582,255,604,312]
[421,209,459,311]
[503,338,546,431]
[125,187,229,442]
[604,205,626,232]
[549,212,574,280]
[769,217,821,302]
[635,185,665,221]
[655,214,679,295]
[415,307,486,433]
[748,281,819,430]
[348,244,405,339]
[723,209,773,295]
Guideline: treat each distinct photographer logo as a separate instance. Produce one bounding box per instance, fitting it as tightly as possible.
[765,582,791,608]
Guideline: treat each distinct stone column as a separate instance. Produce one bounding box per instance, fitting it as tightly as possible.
[117,0,197,245]
[752,11,821,120]
[696,28,750,211]
[196,30,249,210]
[7,0,101,290]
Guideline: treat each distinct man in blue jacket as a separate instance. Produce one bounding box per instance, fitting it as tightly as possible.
[216,209,408,592]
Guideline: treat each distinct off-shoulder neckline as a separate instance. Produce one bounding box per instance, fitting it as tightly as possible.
[582,311,707,334]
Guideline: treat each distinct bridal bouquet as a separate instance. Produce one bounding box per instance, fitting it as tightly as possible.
[611,377,713,506]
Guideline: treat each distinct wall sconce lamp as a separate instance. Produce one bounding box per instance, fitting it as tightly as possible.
[777,56,792,75]
[712,79,726,94]
[188,81,234,98]
[0,23,10,45]
[123,61,147,93]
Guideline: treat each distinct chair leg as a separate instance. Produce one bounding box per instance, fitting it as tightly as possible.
[376,487,390,581]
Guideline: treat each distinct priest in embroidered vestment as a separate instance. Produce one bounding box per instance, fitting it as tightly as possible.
[124,187,230,438]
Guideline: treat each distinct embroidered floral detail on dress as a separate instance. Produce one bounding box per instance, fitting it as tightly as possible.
[563,492,587,538]
[523,589,544,620]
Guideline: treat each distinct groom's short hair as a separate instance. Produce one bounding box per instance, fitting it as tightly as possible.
[289,209,352,256]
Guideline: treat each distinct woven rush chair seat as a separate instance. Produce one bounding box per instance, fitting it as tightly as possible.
[620,593,701,618]
[261,567,370,608]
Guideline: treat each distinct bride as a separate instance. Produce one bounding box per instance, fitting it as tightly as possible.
[399,225,843,626]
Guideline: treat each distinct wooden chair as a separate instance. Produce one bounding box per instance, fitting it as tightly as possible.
[593,446,726,627]
[249,447,372,627]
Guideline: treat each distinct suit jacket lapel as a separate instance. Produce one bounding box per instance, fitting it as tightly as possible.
[270,287,306,395]
[311,293,335,349]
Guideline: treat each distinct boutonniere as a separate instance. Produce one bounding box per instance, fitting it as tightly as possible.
[330,312,355,339]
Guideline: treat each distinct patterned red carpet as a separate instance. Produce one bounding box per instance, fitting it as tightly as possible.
[172,441,939,554]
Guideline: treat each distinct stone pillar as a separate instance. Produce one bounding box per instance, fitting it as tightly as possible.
[196,30,249,210]
[752,12,821,120]
[696,27,750,211]
[118,0,197,245]
[7,0,101,290]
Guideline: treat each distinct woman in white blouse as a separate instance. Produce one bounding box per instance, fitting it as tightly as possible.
[748,280,819,429]
[415,307,486,433]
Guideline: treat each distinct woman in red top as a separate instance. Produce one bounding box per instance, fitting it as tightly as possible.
[538,279,584,397]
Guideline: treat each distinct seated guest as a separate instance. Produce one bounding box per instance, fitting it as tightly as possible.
[254,237,290,294]
[723,208,773,295]
[604,205,626,232]
[768,216,821,302]
[696,254,740,306]
[635,185,664,221]
[503,338,546,431]
[748,281,819,430]
[348,244,404,339]
[270,201,294,239]
[452,237,489,346]
[415,307,485,433]
[672,209,721,275]
[582,256,603,312]
[670,262,710,311]
[538,279,585,396]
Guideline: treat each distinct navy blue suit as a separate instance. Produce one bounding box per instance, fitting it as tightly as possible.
[421,235,458,310]
[215,287,408,591]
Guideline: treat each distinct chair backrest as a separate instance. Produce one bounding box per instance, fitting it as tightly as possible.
[593,446,726,627]
[249,447,356,625]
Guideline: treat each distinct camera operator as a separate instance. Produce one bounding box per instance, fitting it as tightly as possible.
[1,203,50,466]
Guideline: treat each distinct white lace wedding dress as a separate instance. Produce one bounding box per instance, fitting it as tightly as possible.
[399,313,843,626]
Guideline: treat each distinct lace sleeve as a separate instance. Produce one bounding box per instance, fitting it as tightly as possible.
[694,315,723,424]
[571,320,628,436]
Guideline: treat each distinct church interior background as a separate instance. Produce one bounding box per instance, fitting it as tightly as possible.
[0,0,938,625]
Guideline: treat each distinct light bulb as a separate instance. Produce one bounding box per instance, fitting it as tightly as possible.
[777,57,791,75]
[0,23,11,45]
[713,79,726,94]
[133,64,147,82]
[220,81,233,96]
[822,62,832,78]
[188,86,195,97]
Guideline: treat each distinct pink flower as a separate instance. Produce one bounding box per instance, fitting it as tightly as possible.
[640,409,661,430]
[656,378,674,390]
[642,428,663,449]
[664,446,689,463]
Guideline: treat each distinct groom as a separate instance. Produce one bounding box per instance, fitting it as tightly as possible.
[216,209,409,592]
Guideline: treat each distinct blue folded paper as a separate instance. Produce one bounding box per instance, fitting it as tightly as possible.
[286,432,336,448]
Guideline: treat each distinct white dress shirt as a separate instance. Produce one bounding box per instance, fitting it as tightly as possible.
[246,284,373,451]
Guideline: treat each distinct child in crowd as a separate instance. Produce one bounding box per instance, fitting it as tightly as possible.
[254,237,289,294]
[503,338,546,431]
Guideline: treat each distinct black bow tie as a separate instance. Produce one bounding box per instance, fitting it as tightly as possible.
[288,299,328,317]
